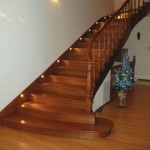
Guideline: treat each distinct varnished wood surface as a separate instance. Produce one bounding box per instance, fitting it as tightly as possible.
[16,102,96,124]
[0,84,150,149]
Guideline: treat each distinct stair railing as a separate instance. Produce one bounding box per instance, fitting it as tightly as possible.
[86,0,149,111]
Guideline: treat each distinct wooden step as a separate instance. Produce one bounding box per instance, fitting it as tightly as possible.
[47,75,86,86]
[68,53,106,61]
[17,102,95,124]
[39,82,86,97]
[92,43,116,49]
[62,60,88,69]
[30,92,86,110]
[1,113,113,139]
[55,66,87,77]
[84,29,98,37]
[70,48,107,55]
[76,42,88,48]
[70,48,88,55]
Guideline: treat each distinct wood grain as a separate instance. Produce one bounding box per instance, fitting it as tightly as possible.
[0,84,150,150]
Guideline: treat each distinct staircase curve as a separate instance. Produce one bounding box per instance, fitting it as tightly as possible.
[0,0,150,139]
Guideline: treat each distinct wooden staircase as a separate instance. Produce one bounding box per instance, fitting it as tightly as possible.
[0,0,149,139]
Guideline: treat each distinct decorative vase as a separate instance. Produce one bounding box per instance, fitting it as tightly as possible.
[118,89,127,107]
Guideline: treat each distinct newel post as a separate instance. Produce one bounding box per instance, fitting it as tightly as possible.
[86,61,95,112]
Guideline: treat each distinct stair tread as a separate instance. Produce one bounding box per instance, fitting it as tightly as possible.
[57,66,87,71]
[48,75,86,82]
[48,74,86,79]
[41,81,86,89]
[50,74,86,79]
[20,102,94,117]
[31,91,86,102]
[62,60,88,63]
[2,113,113,133]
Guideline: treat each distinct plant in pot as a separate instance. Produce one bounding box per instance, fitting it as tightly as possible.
[113,55,134,107]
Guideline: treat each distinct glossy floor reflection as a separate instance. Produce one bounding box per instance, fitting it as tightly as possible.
[0,83,150,150]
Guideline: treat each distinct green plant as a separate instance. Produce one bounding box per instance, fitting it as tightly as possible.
[113,56,134,91]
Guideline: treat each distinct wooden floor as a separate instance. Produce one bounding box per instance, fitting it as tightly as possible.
[0,82,150,150]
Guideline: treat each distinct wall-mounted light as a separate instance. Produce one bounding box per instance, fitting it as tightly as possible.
[137,32,141,40]
[96,22,99,24]
[117,16,121,19]
[20,94,24,98]
[69,47,72,50]
[89,29,91,32]
[57,59,60,63]
[20,120,26,124]
[80,37,82,41]
[41,75,45,78]
[51,0,59,3]
[21,104,25,108]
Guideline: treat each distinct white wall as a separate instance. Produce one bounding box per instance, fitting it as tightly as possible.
[124,16,150,80]
[114,0,125,10]
[0,0,114,111]
[93,71,111,112]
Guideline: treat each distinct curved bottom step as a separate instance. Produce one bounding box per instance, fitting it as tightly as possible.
[1,113,113,139]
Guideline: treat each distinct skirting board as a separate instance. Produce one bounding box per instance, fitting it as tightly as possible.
[135,75,150,81]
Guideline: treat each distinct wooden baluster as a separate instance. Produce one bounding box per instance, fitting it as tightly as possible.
[115,14,122,45]
[119,10,123,39]
[123,7,125,36]
[130,0,132,29]
[128,0,131,27]
[125,5,128,31]
[134,0,136,13]
[103,29,106,64]
[106,27,108,63]
[138,0,140,9]
[109,23,113,55]
[108,25,111,58]
[112,16,118,49]
[106,29,109,63]
[127,2,130,28]
[98,35,101,74]
[131,0,134,19]
[123,7,125,35]
[122,7,125,38]
[92,41,96,82]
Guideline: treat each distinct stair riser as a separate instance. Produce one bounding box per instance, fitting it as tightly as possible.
[48,76,86,86]
[16,107,95,125]
[62,61,88,69]
[1,119,112,139]
[68,55,107,61]
[71,48,105,55]
[39,84,86,97]
[30,94,85,110]
[99,44,116,50]
[76,43,88,48]
[76,41,117,49]
[55,68,87,77]
[68,55,88,61]
[70,48,87,55]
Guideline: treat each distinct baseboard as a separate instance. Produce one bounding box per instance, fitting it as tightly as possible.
[138,79,150,81]
[135,75,150,81]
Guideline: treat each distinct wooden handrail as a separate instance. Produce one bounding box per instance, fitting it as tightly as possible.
[86,0,149,111]
[88,0,130,52]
